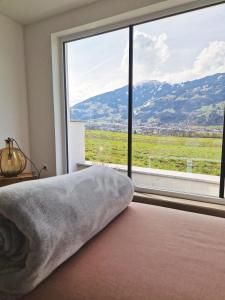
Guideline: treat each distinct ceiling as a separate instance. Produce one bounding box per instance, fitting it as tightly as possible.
[0,0,100,25]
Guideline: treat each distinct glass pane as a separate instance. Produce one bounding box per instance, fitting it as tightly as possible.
[66,29,129,173]
[132,4,225,197]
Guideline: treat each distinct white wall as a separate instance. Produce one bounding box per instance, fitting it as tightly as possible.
[68,121,85,172]
[0,13,30,156]
[24,0,218,176]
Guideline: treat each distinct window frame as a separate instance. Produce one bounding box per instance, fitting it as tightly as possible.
[59,0,225,200]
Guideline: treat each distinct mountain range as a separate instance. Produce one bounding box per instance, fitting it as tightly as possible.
[70,73,225,128]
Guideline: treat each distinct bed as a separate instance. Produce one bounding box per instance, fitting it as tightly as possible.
[23,202,225,300]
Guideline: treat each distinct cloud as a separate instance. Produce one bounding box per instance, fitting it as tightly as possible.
[121,30,225,84]
[69,77,127,105]
[164,41,225,83]
[70,34,225,105]
[121,31,170,82]
[194,41,225,75]
[68,82,98,104]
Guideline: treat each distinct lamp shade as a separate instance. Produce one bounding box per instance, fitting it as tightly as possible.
[0,138,27,177]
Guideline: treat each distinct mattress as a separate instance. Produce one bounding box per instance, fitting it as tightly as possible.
[23,202,225,300]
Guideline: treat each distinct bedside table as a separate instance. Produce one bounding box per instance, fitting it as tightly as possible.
[0,173,37,188]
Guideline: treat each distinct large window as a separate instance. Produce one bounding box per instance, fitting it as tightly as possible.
[65,29,129,171]
[132,4,225,197]
[64,3,225,199]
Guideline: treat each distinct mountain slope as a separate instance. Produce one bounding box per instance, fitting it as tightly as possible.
[70,73,225,127]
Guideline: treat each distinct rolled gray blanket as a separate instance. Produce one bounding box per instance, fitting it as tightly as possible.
[0,166,133,300]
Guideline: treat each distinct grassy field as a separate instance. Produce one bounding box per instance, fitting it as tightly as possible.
[85,130,222,176]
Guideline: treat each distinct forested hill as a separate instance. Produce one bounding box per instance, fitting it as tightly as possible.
[70,73,225,127]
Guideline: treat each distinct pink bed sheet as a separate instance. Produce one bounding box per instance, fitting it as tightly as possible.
[23,202,225,300]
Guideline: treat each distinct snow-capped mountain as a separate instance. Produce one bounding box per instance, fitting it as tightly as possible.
[70,73,225,128]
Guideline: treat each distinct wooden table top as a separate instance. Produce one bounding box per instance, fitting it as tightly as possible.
[0,172,37,187]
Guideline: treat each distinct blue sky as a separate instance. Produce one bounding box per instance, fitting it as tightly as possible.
[67,3,225,105]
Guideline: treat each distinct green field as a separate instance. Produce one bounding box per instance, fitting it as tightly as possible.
[85,130,222,176]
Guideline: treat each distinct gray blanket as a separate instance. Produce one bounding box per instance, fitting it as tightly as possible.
[0,166,133,299]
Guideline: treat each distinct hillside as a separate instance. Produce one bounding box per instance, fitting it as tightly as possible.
[70,73,225,128]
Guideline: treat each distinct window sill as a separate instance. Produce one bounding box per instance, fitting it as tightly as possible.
[77,162,225,217]
[133,192,225,218]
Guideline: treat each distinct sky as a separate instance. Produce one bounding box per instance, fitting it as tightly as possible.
[67,3,225,106]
